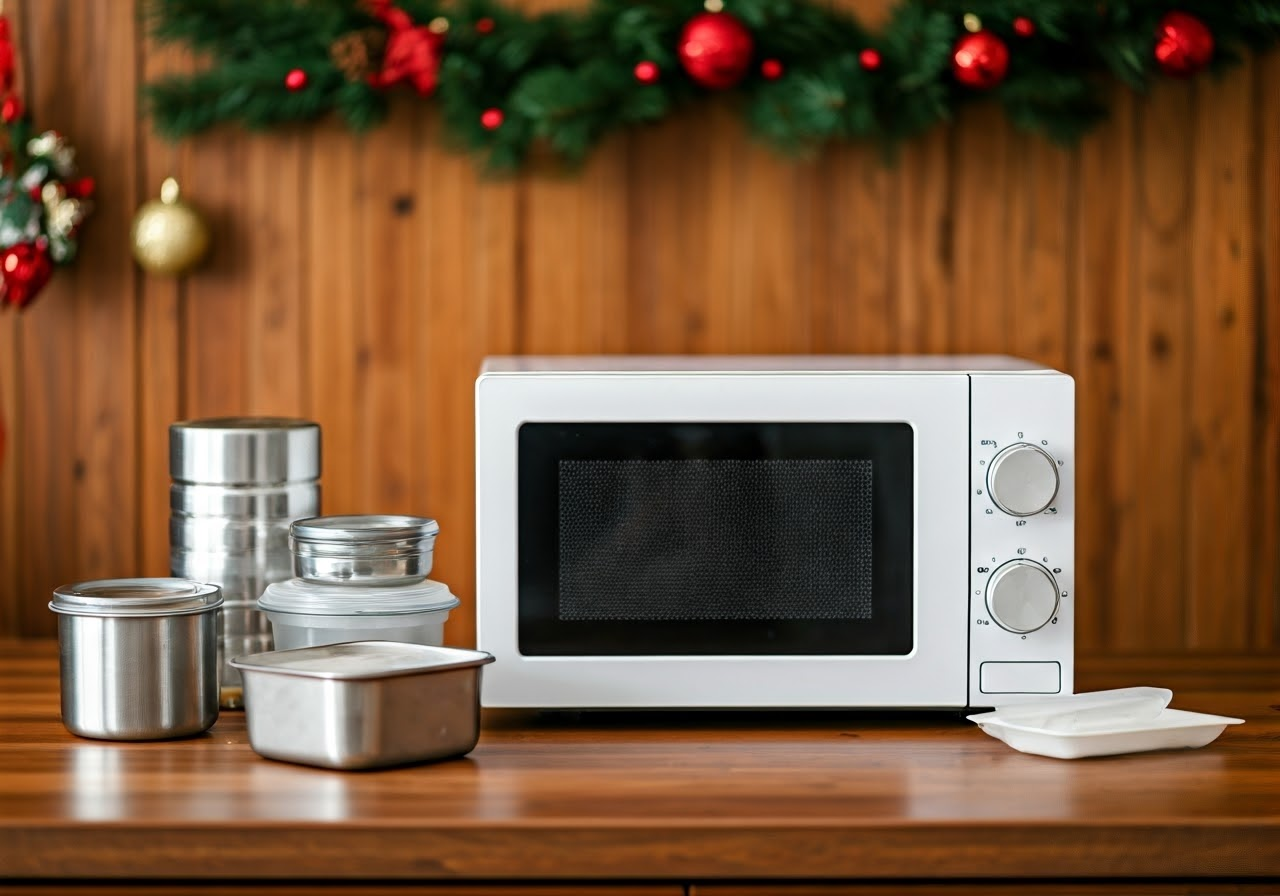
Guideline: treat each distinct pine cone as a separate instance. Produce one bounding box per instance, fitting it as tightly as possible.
[330,28,386,82]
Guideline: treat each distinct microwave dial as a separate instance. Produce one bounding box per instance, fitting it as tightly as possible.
[986,559,1060,634]
[987,442,1060,516]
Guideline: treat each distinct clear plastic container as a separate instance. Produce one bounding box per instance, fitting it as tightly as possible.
[257,578,459,651]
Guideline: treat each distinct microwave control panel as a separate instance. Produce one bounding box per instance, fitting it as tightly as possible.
[968,372,1075,706]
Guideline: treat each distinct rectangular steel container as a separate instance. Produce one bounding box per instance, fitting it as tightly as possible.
[231,641,494,769]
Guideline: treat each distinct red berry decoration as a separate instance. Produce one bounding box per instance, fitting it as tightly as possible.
[634,61,660,84]
[1154,11,1214,77]
[952,30,1009,89]
[1013,16,1036,37]
[0,240,54,310]
[475,17,495,34]
[0,93,20,123]
[760,58,784,80]
[284,68,308,91]
[677,11,754,90]
[480,108,504,130]
[858,48,882,71]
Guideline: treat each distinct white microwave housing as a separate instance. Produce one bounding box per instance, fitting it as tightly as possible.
[476,356,1074,709]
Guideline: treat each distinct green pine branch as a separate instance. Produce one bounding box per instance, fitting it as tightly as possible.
[142,0,1280,172]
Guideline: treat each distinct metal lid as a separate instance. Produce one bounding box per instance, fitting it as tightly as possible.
[259,577,458,616]
[290,515,439,545]
[50,578,223,618]
[230,641,494,680]
[170,417,320,485]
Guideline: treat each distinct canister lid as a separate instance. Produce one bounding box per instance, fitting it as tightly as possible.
[230,641,494,680]
[170,417,320,485]
[290,514,439,545]
[259,577,459,617]
[50,578,223,618]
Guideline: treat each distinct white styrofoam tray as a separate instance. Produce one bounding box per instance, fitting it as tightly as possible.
[968,687,1244,759]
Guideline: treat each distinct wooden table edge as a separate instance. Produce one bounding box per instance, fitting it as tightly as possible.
[2,822,1277,880]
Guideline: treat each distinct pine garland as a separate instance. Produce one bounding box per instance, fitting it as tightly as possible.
[145,0,1280,171]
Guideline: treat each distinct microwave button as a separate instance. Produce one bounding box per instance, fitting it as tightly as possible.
[986,559,1060,634]
[987,442,1060,516]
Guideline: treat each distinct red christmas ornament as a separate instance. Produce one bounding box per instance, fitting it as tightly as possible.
[475,17,495,35]
[67,177,96,199]
[760,58,784,80]
[1,94,21,123]
[1013,16,1036,38]
[634,61,660,84]
[952,30,1009,89]
[284,68,308,91]
[858,48,882,71]
[0,240,54,310]
[677,11,754,90]
[0,16,13,93]
[366,0,446,96]
[480,108,504,130]
[1155,11,1214,77]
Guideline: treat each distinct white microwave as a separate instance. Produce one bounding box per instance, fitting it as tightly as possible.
[475,356,1074,709]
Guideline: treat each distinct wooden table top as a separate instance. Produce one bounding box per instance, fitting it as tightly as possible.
[2,640,1279,883]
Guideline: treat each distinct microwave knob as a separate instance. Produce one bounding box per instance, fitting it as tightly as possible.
[986,560,1060,634]
[987,442,1060,516]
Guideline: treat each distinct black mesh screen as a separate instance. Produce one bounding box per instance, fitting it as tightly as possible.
[557,459,873,621]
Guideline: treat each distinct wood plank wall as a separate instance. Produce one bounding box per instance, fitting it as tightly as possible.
[0,2,1277,675]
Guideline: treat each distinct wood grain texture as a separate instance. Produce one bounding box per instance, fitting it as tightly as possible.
[0,642,1278,883]
[2,888,681,896]
[0,4,1276,668]
[1124,82,1194,651]
[1072,88,1135,655]
[1254,52,1280,651]
[696,885,1280,895]
[1187,65,1255,649]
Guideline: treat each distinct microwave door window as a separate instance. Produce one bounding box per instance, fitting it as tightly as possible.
[517,422,913,656]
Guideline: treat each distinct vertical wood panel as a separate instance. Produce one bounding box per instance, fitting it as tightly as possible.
[245,133,308,416]
[137,33,189,578]
[950,106,1009,354]
[358,107,416,511]
[1255,51,1280,649]
[0,288,17,634]
[1006,139,1072,372]
[521,147,629,355]
[1073,91,1137,654]
[810,148,891,354]
[15,1,140,636]
[1186,65,1255,648]
[1121,84,1195,650]
[184,131,249,417]
[894,130,952,354]
[626,110,733,354]
[305,124,363,517]
[731,143,809,352]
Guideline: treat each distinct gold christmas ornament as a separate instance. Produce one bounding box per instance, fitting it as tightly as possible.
[130,177,210,275]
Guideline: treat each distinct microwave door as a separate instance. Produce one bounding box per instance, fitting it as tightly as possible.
[516,422,914,658]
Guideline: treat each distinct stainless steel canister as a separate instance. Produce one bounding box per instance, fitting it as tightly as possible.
[170,417,320,708]
[50,578,223,740]
[290,514,439,585]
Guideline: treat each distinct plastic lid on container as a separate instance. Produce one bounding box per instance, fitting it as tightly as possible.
[230,641,494,680]
[290,515,439,546]
[259,577,459,617]
[50,578,223,618]
[170,417,320,485]
[968,687,1173,733]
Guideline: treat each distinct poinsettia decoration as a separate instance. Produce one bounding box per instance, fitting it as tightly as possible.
[0,14,94,311]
